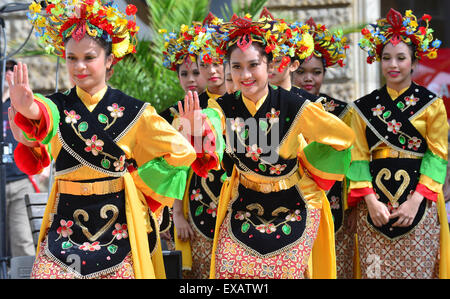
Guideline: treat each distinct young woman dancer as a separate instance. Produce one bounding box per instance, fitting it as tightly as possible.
[349,8,449,278]
[8,0,198,279]
[159,13,228,278]
[178,14,355,279]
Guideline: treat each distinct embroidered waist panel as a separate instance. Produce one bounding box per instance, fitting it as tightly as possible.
[368,158,427,239]
[46,185,131,277]
[188,168,225,240]
[228,180,312,258]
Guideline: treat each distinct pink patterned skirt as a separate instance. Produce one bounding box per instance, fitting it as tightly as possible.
[214,208,320,279]
[30,238,135,279]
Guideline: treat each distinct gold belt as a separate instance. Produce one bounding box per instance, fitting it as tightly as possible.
[371,148,421,160]
[57,177,124,196]
[239,170,301,194]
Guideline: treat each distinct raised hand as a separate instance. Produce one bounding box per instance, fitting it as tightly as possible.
[177,91,205,137]
[6,62,41,120]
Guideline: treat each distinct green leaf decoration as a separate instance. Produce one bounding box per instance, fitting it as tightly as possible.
[195,205,204,216]
[240,129,249,139]
[282,223,292,235]
[101,158,111,169]
[107,245,118,254]
[241,222,250,233]
[62,241,73,249]
[98,113,108,124]
[78,121,88,133]
[259,120,268,131]
[258,163,267,172]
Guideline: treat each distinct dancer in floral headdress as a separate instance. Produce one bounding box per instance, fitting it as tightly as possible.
[158,13,228,279]
[177,13,355,279]
[348,8,449,278]
[8,0,200,279]
[286,17,356,279]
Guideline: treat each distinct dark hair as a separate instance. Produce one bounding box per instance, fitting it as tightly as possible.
[295,55,327,74]
[225,42,273,65]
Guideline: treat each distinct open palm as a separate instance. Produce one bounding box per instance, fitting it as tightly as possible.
[6,62,38,119]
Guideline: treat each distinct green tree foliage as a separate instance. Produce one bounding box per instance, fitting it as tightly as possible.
[109,0,268,113]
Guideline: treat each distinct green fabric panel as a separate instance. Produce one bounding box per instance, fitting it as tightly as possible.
[138,157,190,200]
[203,107,224,162]
[420,149,448,184]
[346,160,373,182]
[303,141,352,175]
[34,93,60,144]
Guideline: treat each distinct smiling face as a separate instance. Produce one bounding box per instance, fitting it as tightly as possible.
[229,43,270,102]
[65,36,114,95]
[198,60,225,95]
[177,58,207,94]
[291,55,325,96]
[381,41,416,92]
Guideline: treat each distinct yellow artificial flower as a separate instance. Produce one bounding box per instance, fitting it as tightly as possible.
[405,10,413,17]
[29,2,42,14]
[112,35,130,58]
[159,29,167,34]
[427,50,437,59]
[180,24,188,33]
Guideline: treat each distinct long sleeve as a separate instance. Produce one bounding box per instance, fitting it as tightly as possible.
[126,105,197,211]
[416,98,448,200]
[13,94,60,175]
[296,102,355,190]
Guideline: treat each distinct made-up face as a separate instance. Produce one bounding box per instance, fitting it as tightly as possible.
[229,44,270,102]
[224,63,237,94]
[178,59,207,95]
[381,41,416,91]
[65,36,114,95]
[198,60,225,94]
[292,55,325,96]
[268,56,299,89]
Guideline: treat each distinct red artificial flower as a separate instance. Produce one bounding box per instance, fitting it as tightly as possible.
[203,54,213,64]
[361,28,370,36]
[46,4,55,14]
[418,27,427,35]
[85,0,95,5]
[127,20,136,30]
[265,44,276,54]
[421,14,432,22]
[337,59,345,67]
[126,4,137,16]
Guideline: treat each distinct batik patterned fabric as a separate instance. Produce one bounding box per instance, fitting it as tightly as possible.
[215,207,320,279]
[182,228,214,279]
[356,201,440,279]
[335,210,356,279]
[31,238,135,279]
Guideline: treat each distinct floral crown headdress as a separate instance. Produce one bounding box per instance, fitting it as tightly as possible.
[258,8,315,72]
[28,0,139,64]
[304,18,348,68]
[212,9,314,72]
[359,8,441,64]
[160,12,224,71]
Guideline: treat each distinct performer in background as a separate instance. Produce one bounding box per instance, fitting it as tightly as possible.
[349,8,449,278]
[159,13,227,279]
[7,0,199,279]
